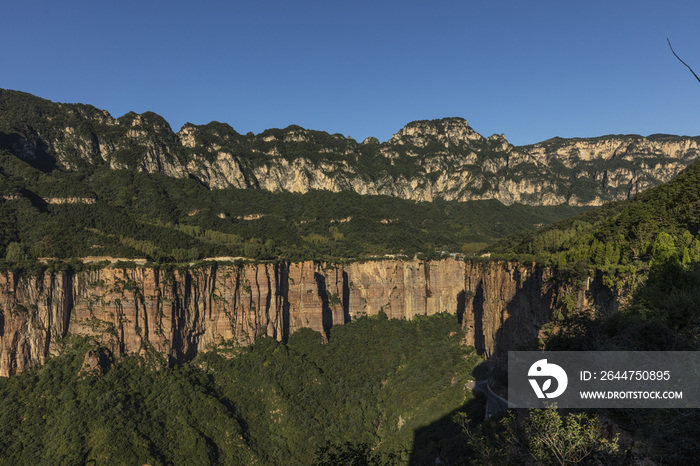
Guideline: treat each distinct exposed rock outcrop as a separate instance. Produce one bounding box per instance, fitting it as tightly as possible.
[1,89,698,206]
[0,259,616,376]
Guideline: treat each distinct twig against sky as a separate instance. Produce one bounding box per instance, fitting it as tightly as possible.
[668,37,700,84]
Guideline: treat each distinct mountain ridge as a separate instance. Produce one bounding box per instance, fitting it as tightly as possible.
[1,88,699,206]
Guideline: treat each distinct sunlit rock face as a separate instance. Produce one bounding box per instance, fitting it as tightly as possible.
[0,259,618,376]
[2,90,698,206]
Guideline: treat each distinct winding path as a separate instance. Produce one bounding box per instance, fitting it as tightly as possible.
[475,380,509,419]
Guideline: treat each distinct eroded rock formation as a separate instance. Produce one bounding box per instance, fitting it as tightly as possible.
[2,89,699,206]
[0,259,616,376]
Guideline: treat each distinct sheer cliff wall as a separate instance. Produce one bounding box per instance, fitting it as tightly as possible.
[0,259,616,376]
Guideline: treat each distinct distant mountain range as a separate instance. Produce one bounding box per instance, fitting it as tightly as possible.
[1,88,698,206]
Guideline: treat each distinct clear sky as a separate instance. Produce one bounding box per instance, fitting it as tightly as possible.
[2,0,699,146]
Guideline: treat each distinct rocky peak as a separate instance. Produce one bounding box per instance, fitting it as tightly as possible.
[64,104,115,126]
[177,121,243,150]
[283,125,312,143]
[178,125,198,148]
[521,134,700,165]
[487,133,511,151]
[2,88,700,207]
[117,111,173,139]
[389,117,485,147]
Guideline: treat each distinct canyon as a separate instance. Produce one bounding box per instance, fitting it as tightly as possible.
[0,89,657,377]
[0,258,616,377]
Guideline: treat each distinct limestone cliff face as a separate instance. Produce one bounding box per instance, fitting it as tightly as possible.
[0,259,616,376]
[2,90,698,206]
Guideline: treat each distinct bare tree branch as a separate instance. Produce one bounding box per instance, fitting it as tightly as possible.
[668,37,700,84]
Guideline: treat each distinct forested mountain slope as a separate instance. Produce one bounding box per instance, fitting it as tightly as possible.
[2,88,698,207]
[491,159,700,288]
[1,89,699,464]
[0,149,583,262]
[0,314,485,465]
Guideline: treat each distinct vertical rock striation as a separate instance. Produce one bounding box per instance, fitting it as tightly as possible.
[0,259,616,376]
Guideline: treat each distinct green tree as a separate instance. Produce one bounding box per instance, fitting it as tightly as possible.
[456,408,620,465]
[5,242,26,262]
[652,231,677,264]
[689,237,700,262]
[244,239,262,258]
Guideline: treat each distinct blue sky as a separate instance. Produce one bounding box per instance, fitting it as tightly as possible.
[2,0,699,146]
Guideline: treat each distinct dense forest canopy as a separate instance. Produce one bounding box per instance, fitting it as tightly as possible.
[1,88,700,464]
[491,160,700,287]
[0,144,585,265]
[0,314,485,465]
[3,87,699,269]
[485,161,700,464]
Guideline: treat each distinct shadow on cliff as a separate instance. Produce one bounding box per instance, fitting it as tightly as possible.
[408,265,557,465]
[475,266,555,368]
[408,367,489,465]
[0,130,57,173]
[341,270,351,324]
[169,271,200,365]
[470,284,487,355]
[275,262,291,343]
[314,272,333,341]
[314,268,351,342]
